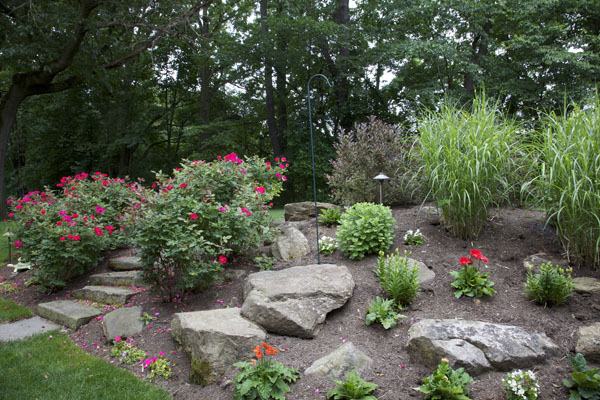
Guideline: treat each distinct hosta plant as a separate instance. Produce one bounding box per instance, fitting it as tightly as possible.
[233,342,299,400]
[563,353,600,400]
[374,249,419,306]
[327,370,378,400]
[337,203,395,260]
[414,358,473,400]
[504,370,539,400]
[365,297,405,330]
[525,261,573,307]
[319,235,337,255]
[450,250,496,298]
[320,208,342,226]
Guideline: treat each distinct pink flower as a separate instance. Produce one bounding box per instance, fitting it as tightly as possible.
[105,225,115,234]
[159,351,165,356]
[189,213,198,220]
[279,164,285,169]
[275,157,279,162]
[218,255,227,264]
[67,234,73,239]
[73,235,80,241]
[94,227,103,236]
[102,180,108,186]
[219,206,227,212]
[470,249,484,261]
[254,186,266,194]
[15,205,23,210]
[282,176,287,181]
[59,210,67,216]
[8,212,13,218]
[459,257,473,266]
[281,157,286,162]
[41,210,45,215]
[276,173,281,178]
[59,237,66,241]
[95,206,106,214]
[13,240,22,248]
[179,183,188,189]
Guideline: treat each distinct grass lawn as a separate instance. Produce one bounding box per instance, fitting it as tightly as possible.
[0,298,33,323]
[269,207,284,222]
[0,332,172,400]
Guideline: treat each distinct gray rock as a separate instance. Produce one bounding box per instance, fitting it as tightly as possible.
[576,322,600,362]
[171,308,266,385]
[573,277,600,296]
[102,306,144,342]
[0,316,60,342]
[37,300,102,330]
[523,253,568,273]
[406,319,560,375]
[216,269,247,283]
[409,258,436,288]
[108,256,143,271]
[89,271,145,287]
[284,201,338,222]
[241,264,355,338]
[271,226,310,261]
[305,342,373,381]
[73,286,137,305]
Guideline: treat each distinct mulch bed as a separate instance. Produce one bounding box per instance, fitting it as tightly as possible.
[2,205,599,399]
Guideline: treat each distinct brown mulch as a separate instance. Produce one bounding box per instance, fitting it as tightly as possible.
[1,205,599,400]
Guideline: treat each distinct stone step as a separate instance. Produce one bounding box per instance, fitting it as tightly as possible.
[73,286,137,305]
[37,300,102,330]
[89,271,145,287]
[108,256,142,271]
[0,316,61,342]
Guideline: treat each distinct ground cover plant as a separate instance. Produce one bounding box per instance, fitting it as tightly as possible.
[0,331,171,400]
[418,95,525,240]
[337,203,395,260]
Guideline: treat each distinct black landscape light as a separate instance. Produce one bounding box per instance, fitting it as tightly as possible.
[373,173,390,204]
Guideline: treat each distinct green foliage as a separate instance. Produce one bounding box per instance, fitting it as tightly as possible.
[319,236,337,255]
[254,254,276,271]
[417,95,525,239]
[403,229,424,245]
[327,370,378,400]
[365,297,405,330]
[135,155,285,301]
[563,353,600,400]
[414,359,473,400]
[374,249,419,306]
[327,117,419,206]
[320,208,342,226]
[504,370,539,400]
[525,262,574,307]
[0,298,33,323]
[337,203,396,260]
[0,332,171,400]
[110,339,148,365]
[141,312,157,326]
[450,265,496,299]
[534,99,600,269]
[144,354,172,381]
[233,343,299,400]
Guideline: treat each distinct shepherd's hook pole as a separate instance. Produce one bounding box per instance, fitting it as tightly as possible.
[307,74,333,264]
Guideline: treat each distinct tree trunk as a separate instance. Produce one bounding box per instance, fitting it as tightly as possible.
[464,21,492,96]
[261,0,281,158]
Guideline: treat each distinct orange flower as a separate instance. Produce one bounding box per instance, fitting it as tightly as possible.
[253,345,263,359]
[251,359,257,366]
[262,342,278,356]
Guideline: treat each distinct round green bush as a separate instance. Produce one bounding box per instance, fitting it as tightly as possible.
[336,202,396,260]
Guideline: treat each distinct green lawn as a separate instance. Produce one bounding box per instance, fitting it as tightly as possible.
[0,298,33,323]
[0,332,172,400]
[269,208,284,222]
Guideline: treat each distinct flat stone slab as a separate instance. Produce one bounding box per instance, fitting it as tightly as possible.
[72,286,137,305]
[576,322,600,362]
[406,319,560,375]
[37,300,102,330]
[305,342,373,382]
[89,271,145,287]
[573,277,600,296]
[0,316,60,342]
[108,256,142,271]
[271,226,310,261]
[241,264,355,338]
[103,306,144,342]
[171,308,266,385]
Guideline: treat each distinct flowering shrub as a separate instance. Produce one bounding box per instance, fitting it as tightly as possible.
[450,249,496,298]
[319,236,337,255]
[233,342,299,400]
[135,154,287,301]
[337,203,395,260]
[8,174,146,291]
[503,370,539,400]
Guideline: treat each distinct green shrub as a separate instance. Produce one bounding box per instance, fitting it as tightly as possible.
[374,249,419,306]
[525,261,573,307]
[365,297,405,330]
[417,95,525,240]
[320,207,342,226]
[326,116,419,206]
[414,359,473,400]
[135,154,285,301]
[450,250,496,298]
[534,100,600,269]
[233,343,299,400]
[327,370,378,400]
[563,353,600,400]
[337,203,395,260]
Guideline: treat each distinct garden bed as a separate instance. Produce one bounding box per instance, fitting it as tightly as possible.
[1,205,599,399]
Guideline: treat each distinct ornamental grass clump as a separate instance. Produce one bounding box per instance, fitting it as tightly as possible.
[533,100,600,269]
[417,95,524,240]
[374,249,419,306]
[337,203,395,260]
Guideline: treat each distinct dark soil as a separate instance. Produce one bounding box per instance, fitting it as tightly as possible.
[2,205,599,400]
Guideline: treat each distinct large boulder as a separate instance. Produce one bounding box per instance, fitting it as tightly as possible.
[284,201,338,222]
[304,342,373,382]
[271,226,310,261]
[573,277,600,296]
[241,264,354,338]
[406,319,560,375]
[102,306,144,342]
[171,308,266,386]
[576,322,600,362]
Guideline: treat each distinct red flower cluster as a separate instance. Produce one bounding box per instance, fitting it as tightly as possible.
[459,249,489,266]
